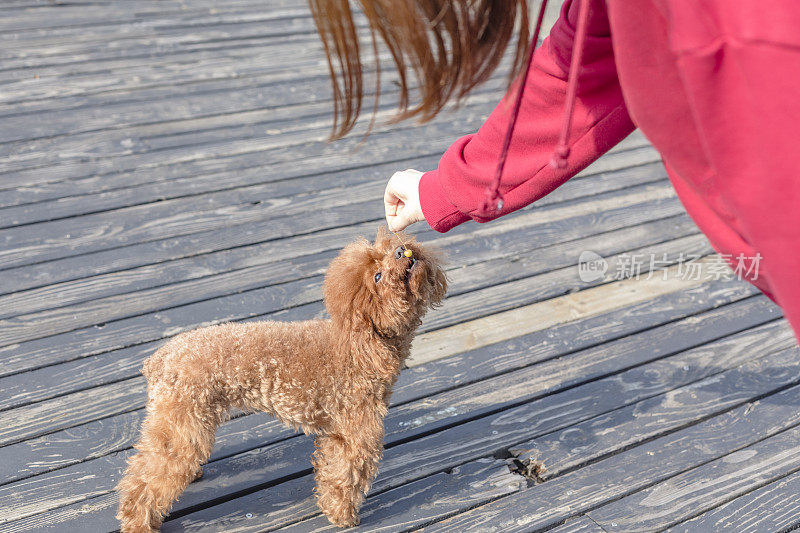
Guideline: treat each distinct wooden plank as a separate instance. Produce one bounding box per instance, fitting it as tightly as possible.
[0,151,659,314]
[0,40,384,128]
[0,193,688,350]
[0,83,499,204]
[0,61,409,175]
[0,215,699,379]
[0,147,661,297]
[0,14,320,64]
[511,345,800,480]
[0,101,642,196]
[409,253,710,367]
[0,2,305,40]
[0,8,314,51]
[0,136,653,231]
[0,186,686,372]
[0,127,649,228]
[117,314,793,533]
[0,298,783,527]
[0,212,699,409]
[388,312,790,454]
[0,37,338,107]
[242,459,524,533]
[2,458,518,533]
[1,492,116,533]
[276,330,800,533]
[0,84,497,191]
[587,421,800,531]
[0,24,321,74]
[0,231,724,446]
[666,469,800,533]
[421,386,800,533]
[0,46,378,124]
[0,24,374,106]
[0,278,756,485]
[396,279,758,406]
[0,409,293,487]
[0,0,296,22]
[422,233,712,332]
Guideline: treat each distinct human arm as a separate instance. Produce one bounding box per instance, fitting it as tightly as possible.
[417,0,635,232]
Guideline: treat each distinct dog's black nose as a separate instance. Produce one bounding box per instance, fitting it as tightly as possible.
[394,246,404,259]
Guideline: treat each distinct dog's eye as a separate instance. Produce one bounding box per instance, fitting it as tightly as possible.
[394,246,404,259]
[374,272,382,283]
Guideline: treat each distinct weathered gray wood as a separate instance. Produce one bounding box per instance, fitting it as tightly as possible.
[1,82,640,209]
[0,229,725,446]
[0,158,663,320]
[587,421,800,531]
[272,328,800,533]
[0,64,412,177]
[0,90,494,203]
[0,28,384,113]
[184,458,524,533]
[0,50,380,144]
[0,408,294,487]
[512,345,800,479]
[0,0,299,34]
[667,469,800,533]
[548,516,608,533]
[0,278,756,486]
[421,386,800,533]
[0,14,315,75]
[0,188,686,372]
[0,148,661,299]
[0,27,322,78]
[121,314,793,533]
[0,191,686,350]
[0,15,321,68]
[0,251,748,413]
[0,212,697,409]
[0,133,653,228]
[393,279,759,406]
[0,298,783,527]
[0,71,481,189]
[0,216,697,380]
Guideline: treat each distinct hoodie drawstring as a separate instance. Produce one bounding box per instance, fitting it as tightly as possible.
[480,0,592,215]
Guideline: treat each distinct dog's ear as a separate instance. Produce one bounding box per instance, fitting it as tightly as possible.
[430,264,448,306]
[323,239,377,330]
[423,251,448,306]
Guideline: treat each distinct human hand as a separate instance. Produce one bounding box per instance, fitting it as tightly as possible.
[384,169,425,232]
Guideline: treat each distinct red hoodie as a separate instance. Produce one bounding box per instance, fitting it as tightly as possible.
[419,0,800,340]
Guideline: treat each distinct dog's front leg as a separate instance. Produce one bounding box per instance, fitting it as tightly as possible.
[312,412,384,527]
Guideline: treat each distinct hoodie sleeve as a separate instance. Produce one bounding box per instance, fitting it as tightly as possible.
[419,0,635,232]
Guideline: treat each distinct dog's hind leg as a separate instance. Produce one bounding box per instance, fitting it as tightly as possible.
[312,410,385,527]
[116,395,221,533]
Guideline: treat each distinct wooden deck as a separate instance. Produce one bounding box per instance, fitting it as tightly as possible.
[2,1,800,531]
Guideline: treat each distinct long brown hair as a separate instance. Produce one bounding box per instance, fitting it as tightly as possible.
[308,0,532,139]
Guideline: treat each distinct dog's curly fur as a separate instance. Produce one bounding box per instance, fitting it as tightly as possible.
[116,229,447,532]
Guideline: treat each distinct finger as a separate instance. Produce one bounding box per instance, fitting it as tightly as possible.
[384,191,400,217]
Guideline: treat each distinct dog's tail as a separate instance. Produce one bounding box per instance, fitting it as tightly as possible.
[116,394,220,532]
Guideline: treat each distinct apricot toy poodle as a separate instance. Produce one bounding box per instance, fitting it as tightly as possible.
[116,228,447,532]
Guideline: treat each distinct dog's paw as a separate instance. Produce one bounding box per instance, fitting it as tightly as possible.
[327,512,360,528]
